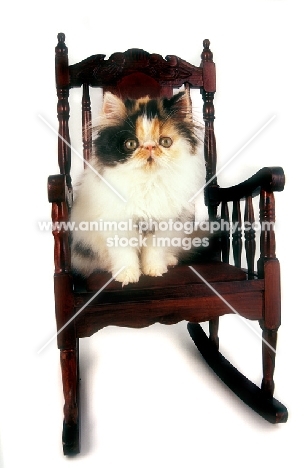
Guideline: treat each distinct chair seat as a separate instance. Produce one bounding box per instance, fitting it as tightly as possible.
[73,262,264,337]
[83,260,247,292]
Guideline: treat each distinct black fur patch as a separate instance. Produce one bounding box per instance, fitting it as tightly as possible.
[95,125,137,165]
[73,241,96,260]
[94,93,198,165]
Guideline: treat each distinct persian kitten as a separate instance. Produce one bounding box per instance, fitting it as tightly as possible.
[70,90,206,285]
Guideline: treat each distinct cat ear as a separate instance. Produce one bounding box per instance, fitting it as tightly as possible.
[101,92,126,124]
[170,88,193,122]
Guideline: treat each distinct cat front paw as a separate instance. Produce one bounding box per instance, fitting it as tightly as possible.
[165,253,178,267]
[142,263,168,277]
[115,266,141,286]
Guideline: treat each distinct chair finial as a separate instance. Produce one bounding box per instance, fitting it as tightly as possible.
[203,39,210,49]
[57,32,66,43]
[202,39,213,63]
[56,33,68,57]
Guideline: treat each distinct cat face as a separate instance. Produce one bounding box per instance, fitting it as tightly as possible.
[94,91,198,169]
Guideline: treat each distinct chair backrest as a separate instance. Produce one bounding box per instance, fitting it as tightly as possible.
[52,33,220,274]
[55,33,217,211]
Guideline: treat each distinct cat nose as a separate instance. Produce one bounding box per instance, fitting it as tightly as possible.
[143,141,156,151]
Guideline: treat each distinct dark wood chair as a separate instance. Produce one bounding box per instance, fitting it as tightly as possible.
[48,33,288,455]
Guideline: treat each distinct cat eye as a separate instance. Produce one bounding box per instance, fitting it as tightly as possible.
[124,139,138,151]
[159,137,173,148]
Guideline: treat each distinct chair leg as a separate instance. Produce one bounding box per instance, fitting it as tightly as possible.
[259,258,281,399]
[209,318,219,349]
[60,341,80,455]
[261,327,277,398]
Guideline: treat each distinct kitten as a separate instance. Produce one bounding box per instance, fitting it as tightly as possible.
[70,90,206,285]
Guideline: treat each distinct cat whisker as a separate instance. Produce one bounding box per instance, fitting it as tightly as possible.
[192,132,205,145]
[161,108,188,128]
[191,117,205,129]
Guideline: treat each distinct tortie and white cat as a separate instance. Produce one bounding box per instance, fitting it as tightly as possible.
[70,90,207,285]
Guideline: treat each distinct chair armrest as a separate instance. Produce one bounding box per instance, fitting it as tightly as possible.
[48,174,73,207]
[208,167,285,204]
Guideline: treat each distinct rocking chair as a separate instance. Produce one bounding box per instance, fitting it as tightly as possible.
[48,33,288,455]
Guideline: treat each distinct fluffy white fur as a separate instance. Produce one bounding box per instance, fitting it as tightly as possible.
[71,91,206,285]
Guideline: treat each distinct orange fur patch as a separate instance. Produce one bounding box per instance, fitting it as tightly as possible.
[132,117,160,163]
[131,115,185,168]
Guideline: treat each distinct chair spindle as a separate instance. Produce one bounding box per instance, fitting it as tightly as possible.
[244,195,256,278]
[232,200,242,267]
[221,201,230,263]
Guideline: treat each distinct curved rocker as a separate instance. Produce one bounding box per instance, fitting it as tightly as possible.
[187,322,288,424]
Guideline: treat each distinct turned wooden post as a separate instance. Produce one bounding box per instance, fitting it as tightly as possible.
[201,40,217,218]
[55,33,72,186]
[49,195,71,274]
[61,345,80,455]
[257,189,280,398]
[258,190,277,273]
[61,348,79,425]
[201,40,220,347]
[53,32,73,302]
[53,32,73,280]
[82,83,92,164]
[54,33,80,454]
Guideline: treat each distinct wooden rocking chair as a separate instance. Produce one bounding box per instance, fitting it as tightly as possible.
[48,33,288,455]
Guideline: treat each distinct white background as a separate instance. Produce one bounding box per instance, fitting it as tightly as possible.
[1,0,306,466]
